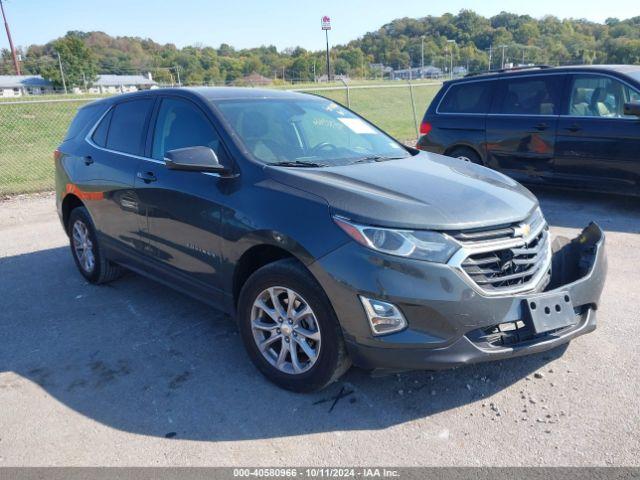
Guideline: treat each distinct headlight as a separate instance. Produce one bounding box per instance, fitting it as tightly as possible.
[333,216,460,263]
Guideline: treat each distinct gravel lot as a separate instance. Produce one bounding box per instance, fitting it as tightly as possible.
[0,188,639,466]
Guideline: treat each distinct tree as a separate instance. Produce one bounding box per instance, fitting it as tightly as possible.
[39,33,97,89]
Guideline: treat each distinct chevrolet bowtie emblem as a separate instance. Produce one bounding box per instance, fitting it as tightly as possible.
[514,223,531,237]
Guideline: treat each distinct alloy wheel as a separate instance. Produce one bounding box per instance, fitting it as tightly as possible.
[72,220,95,273]
[250,286,321,375]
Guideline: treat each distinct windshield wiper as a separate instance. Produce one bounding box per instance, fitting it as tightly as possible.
[350,155,407,164]
[269,160,328,168]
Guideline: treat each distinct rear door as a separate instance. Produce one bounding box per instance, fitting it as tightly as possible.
[485,74,565,181]
[554,73,640,193]
[85,97,154,259]
[134,96,231,300]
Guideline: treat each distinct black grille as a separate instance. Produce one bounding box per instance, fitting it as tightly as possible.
[461,228,550,292]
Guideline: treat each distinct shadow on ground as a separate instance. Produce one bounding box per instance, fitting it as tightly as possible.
[0,246,566,441]
[531,186,640,234]
[2,186,626,441]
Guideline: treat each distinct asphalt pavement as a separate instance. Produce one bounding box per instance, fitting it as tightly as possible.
[0,188,638,466]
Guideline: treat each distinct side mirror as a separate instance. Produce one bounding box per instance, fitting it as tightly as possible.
[623,102,640,117]
[164,146,229,174]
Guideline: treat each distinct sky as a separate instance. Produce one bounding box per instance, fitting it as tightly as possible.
[1,0,638,52]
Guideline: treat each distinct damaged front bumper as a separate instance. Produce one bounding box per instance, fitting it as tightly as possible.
[311,223,607,371]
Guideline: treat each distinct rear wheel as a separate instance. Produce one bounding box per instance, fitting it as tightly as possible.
[68,207,123,284]
[237,259,351,392]
[448,146,482,165]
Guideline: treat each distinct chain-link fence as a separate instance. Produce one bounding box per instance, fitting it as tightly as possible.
[0,81,441,196]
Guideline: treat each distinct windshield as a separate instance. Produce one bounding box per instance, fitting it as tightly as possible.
[214,97,412,167]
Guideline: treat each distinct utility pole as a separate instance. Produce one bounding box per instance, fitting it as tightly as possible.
[56,52,67,94]
[498,44,507,69]
[174,65,181,86]
[488,45,493,71]
[421,36,425,71]
[0,0,20,75]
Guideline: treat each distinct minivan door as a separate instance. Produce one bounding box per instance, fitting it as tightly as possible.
[554,74,640,193]
[485,75,565,182]
[134,96,230,302]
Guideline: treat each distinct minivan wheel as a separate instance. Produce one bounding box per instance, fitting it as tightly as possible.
[68,207,123,284]
[449,147,482,165]
[237,259,351,392]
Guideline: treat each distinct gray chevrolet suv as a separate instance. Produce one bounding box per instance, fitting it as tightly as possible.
[55,88,607,391]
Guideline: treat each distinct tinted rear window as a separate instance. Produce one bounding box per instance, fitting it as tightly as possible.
[91,109,112,147]
[105,99,154,155]
[64,104,105,141]
[493,76,563,115]
[439,82,492,114]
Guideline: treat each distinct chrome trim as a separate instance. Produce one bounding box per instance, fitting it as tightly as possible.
[447,216,552,297]
[83,105,222,177]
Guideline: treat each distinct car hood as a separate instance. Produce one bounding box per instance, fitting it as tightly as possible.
[266,152,539,231]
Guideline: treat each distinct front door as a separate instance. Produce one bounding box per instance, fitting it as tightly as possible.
[554,74,640,193]
[485,75,565,182]
[134,96,232,300]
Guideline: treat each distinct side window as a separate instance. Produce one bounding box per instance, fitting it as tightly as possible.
[494,76,562,115]
[91,109,112,147]
[64,104,104,141]
[152,98,222,161]
[568,75,640,118]
[439,82,492,114]
[105,99,154,155]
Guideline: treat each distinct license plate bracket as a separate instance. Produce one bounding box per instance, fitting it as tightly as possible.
[524,291,576,334]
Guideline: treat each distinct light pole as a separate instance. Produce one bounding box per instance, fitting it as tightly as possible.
[446,39,456,79]
[421,36,425,72]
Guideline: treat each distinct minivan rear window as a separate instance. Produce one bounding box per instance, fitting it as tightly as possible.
[105,99,154,155]
[438,82,492,114]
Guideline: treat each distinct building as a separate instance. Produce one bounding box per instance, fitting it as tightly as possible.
[0,75,54,97]
[391,66,443,80]
[87,74,157,94]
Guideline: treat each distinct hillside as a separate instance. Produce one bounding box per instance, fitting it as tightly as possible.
[1,10,639,87]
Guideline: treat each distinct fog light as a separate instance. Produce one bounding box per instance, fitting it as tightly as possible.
[359,296,407,336]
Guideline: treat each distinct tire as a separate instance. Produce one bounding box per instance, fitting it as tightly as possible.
[448,146,482,165]
[67,206,124,284]
[237,258,351,392]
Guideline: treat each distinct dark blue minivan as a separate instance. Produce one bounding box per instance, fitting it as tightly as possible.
[417,65,640,195]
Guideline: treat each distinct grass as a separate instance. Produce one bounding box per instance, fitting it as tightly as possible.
[0,81,441,196]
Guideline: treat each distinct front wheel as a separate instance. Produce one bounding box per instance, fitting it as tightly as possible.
[448,146,483,165]
[237,259,351,392]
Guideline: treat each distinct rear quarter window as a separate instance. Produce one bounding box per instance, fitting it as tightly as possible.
[64,104,106,141]
[438,82,492,114]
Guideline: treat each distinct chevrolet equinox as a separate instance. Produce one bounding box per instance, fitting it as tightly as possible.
[55,88,607,391]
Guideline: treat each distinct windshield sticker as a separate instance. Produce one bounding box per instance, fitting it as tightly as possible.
[338,118,376,134]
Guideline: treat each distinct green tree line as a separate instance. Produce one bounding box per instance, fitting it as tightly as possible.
[1,10,639,88]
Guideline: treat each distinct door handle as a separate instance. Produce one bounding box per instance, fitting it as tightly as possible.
[566,124,582,133]
[137,171,157,183]
[83,155,94,166]
[534,122,548,131]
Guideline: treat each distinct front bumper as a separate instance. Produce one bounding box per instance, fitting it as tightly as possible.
[309,223,606,371]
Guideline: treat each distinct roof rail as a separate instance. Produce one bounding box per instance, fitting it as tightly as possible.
[464,65,552,78]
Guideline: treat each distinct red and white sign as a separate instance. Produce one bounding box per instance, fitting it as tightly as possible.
[321,16,331,30]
